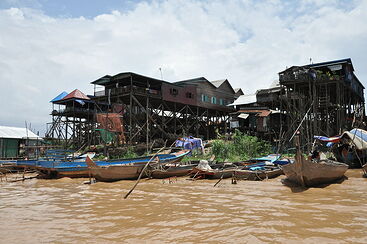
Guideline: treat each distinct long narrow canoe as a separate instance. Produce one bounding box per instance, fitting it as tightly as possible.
[190,167,237,179]
[18,150,190,179]
[233,167,283,181]
[282,152,348,187]
[150,164,198,179]
[86,150,190,182]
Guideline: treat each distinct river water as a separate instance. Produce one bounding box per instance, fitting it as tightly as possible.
[1,169,366,243]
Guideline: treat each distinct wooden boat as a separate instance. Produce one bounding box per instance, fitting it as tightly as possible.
[282,151,348,187]
[18,149,190,179]
[240,154,281,166]
[0,162,19,174]
[229,154,291,181]
[150,163,198,179]
[86,150,190,182]
[190,161,238,180]
[233,166,283,181]
[86,157,157,182]
[191,168,237,179]
[315,129,367,168]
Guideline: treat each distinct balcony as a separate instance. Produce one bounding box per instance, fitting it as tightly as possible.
[94,86,161,98]
[280,72,346,84]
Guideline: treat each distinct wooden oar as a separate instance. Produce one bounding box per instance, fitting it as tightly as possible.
[213,172,224,187]
[124,143,169,199]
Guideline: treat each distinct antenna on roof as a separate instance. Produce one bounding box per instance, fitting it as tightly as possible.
[159,67,163,80]
[310,57,313,64]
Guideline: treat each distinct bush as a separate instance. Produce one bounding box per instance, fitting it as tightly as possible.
[122,146,138,159]
[108,146,138,159]
[211,130,272,161]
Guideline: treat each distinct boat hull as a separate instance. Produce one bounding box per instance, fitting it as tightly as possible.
[150,165,195,179]
[333,146,367,168]
[234,167,283,181]
[88,150,190,182]
[190,168,236,179]
[89,164,149,182]
[20,150,190,179]
[282,156,348,187]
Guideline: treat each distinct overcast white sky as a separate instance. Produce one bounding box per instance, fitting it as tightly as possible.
[0,0,366,135]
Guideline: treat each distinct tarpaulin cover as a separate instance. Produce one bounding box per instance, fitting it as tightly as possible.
[96,113,125,144]
[253,154,281,163]
[314,128,367,150]
[341,128,367,150]
[96,129,116,144]
[313,135,341,143]
[175,136,203,151]
[50,91,68,103]
[96,113,124,133]
[0,125,41,139]
[75,99,85,105]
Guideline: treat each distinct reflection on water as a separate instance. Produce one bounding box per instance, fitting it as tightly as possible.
[1,170,366,243]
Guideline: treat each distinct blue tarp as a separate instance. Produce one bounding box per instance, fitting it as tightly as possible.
[349,128,367,142]
[314,129,367,150]
[314,135,341,142]
[50,91,68,103]
[175,136,203,151]
[253,154,281,163]
[75,99,85,105]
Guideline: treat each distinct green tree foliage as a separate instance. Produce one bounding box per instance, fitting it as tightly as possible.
[211,130,272,161]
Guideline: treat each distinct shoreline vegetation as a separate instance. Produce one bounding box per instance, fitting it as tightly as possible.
[93,130,276,162]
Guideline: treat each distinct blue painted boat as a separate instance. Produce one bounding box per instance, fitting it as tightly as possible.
[242,154,291,167]
[16,150,190,178]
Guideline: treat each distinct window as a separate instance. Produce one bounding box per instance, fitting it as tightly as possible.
[211,96,217,104]
[186,92,193,99]
[219,98,224,105]
[201,94,209,102]
[170,88,178,96]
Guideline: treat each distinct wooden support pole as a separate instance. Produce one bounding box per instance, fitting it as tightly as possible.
[129,75,133,144]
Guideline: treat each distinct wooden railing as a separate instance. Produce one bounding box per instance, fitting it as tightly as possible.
[94,86,161,97]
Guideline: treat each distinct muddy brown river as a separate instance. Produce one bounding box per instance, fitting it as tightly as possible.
[1,169,366,243]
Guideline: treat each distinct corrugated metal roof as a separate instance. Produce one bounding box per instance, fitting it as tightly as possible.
[174,77,218,89]
[238,109,271,117]
[228,94,256,106]
[211,79,226,88]
[269,80,280,88]
[0,126,41,139]
[308,58,352,70]
[62,89,90,101]
[238,113,249,119]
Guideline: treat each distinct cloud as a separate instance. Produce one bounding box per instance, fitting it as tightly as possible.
[0,0,366,134]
